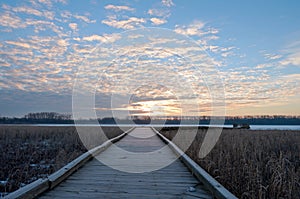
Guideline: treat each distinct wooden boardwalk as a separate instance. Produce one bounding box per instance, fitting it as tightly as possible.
[38,127,213,199]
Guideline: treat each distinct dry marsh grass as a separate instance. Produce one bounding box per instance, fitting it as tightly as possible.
[0,126,126,194]
[160,127,300,199]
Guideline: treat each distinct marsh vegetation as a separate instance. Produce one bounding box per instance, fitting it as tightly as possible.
[160,127,300,199]
[0,126,124,194]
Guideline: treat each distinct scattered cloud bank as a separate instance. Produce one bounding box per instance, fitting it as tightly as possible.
[104,4,135,12]
[175,21,218,37]
[279,42,300,67]
[0,0,299,116]
[102,15,146,29]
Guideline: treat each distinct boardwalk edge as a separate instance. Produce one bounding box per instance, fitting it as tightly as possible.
[151,127,238,199]
[4,127,135,199]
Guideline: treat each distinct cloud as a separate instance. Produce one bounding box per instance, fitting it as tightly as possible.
[73,37,81,41]
[257,41,300,68]
[104,4,135,12]
[12,6,43,17]
[35,0,53,7]
[57,39,68,47]
[202,35,219,41]
[24,19,67,37]
[280,51,300,67]
[59,11,96,23]
[150,18,167,25]
[5,40,31,49]
[74,14,96,23]
[43,10,55,20]
[161,0,175,7]
[147,8,170,18]
[175,21,219,38]
[2,3,56,21]
[0,11,27,29]
[69,22,78,31]
[173,21,231,57]
[0,58,11,67]
[60,10,72,18]
[101,15,146,29]
[82,35,107,42]
[255,63,271,69]
[175,21,206,36]
[55,0,68,4]
[0,35,77,95]
[0,9,65,36]
[276,40,300,67]
[263,53,282,60]
[82,33,121,43]
[221,66,300,112]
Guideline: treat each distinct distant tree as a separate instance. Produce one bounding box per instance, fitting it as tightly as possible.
[24,112,71,121]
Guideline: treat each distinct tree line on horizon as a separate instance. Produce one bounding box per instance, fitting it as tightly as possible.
[0,112,299,125]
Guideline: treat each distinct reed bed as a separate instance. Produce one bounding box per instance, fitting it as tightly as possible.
[0,126,125,194]
[160,127,300,199]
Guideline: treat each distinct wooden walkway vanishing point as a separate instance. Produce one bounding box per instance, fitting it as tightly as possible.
[5,127,238,199]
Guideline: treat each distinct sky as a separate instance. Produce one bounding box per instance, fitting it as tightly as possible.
[0,0,299,118]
